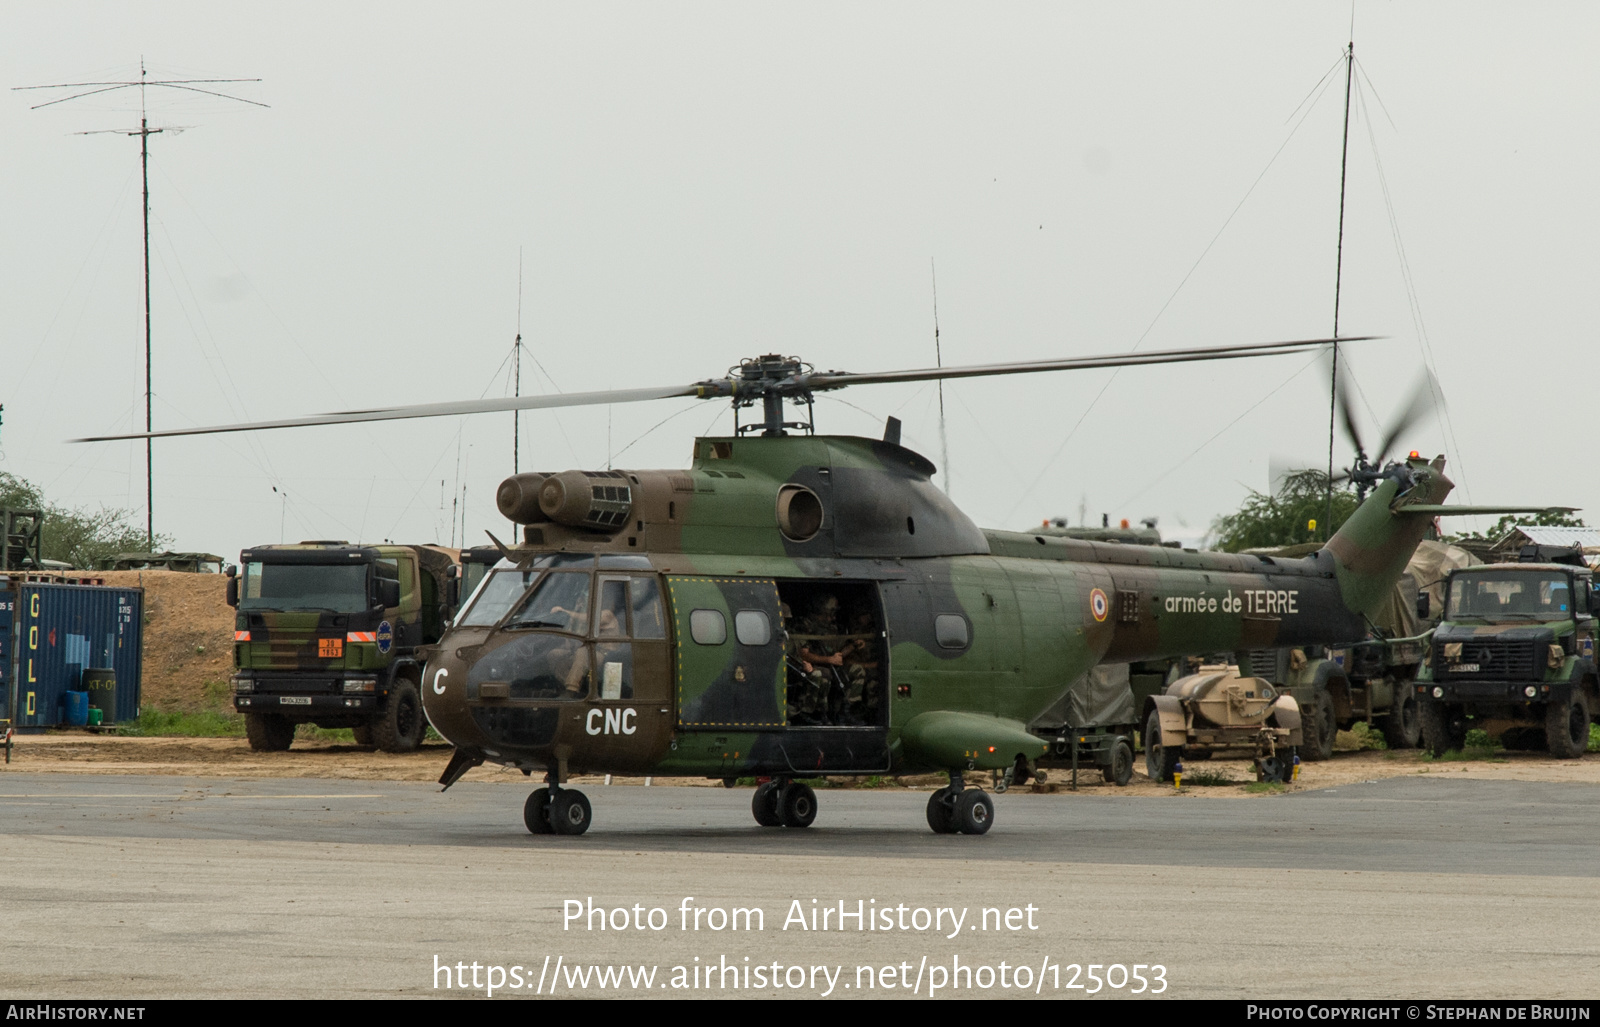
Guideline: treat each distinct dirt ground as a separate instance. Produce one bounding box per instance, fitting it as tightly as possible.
[6,732,1600,795]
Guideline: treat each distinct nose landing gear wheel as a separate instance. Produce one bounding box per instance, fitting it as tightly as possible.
[550,790,592,835]
[523,787,553,835]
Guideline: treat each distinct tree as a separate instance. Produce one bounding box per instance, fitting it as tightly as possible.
[1208,469,1360,553]
[0,470,170,568]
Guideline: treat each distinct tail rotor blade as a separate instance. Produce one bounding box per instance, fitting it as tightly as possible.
[1374,371,1440,465]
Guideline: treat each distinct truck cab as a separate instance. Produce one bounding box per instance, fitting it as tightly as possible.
[228,541,455,752]
[1415,558,1598,757]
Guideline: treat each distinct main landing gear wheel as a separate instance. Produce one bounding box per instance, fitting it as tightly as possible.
[952,790,994,835]
[523,787,553,835]
[751,782,783,827]
[549,790,593,835]
[778,782,817,828]
[926,788,957,834]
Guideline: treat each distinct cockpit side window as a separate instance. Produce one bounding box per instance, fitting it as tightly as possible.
[507,572,593,633]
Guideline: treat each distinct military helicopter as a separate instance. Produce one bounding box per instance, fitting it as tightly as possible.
[78,336,1506,837]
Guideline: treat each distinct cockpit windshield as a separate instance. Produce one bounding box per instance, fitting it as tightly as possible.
[1448,571,1573,620]
[455,567,541,627]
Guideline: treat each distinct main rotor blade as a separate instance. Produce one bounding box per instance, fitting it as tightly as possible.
[70,334,1377,444]
[1373,371,1440,466]
[71,383,702,442]
[801,335,1377,390]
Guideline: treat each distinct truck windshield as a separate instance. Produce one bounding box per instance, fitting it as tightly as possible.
[457,568,540,627]
[240,562,370,613]
[1448,571,1572,620]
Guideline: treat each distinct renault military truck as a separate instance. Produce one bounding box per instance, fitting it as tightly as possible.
[1414,548,1598,758]
[227,542,456,752]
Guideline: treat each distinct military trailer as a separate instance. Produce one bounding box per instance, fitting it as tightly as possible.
[228,542,455,752]
[1141,663,1303,783]
[1413,549,1597,758]
[1031,660,1178,787]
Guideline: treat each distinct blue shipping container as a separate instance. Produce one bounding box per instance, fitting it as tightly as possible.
[3,581,143,727]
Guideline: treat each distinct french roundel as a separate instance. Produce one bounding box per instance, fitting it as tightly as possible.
[1089,588,1109,623]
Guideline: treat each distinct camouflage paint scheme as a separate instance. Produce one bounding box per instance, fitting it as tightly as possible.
[1414,562,1598,754]
[234,543,454,727]
[422,436,1453,784]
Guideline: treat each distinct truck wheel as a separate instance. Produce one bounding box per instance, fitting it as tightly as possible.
[373,680,423,753]
[351,723,373,747]
[1545,692,1591,760]
[1300,690,1336,761]
[1381,689,1422,750]
[1102,739,1134,786]
[1144,712,1180,783]
[245,712,295,752]
[1419,700,1466,757]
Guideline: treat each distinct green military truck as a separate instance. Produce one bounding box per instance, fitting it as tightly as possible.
[1238,539,1476,759]
[227,541,456,752]
[1413,548,1597,758]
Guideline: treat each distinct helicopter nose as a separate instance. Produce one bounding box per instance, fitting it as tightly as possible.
[421,646,479,748]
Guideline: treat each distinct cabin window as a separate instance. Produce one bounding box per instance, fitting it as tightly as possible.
[934,614,969,649]
[735,610,772,646]
[689,609,727,645]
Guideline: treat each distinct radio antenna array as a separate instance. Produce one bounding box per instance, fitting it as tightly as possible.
[15,60,266,549]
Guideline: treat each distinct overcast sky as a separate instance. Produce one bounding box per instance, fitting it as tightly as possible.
[3,2,1594,559]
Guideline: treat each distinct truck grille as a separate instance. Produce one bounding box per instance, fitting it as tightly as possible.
[1434,639,1542,681]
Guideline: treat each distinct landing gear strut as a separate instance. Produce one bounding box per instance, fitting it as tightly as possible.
[926,771,994,835]
[750,779,817,828]
[524,770,592,836]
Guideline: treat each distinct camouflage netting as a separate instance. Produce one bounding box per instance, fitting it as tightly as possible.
[1371,540,1480,636]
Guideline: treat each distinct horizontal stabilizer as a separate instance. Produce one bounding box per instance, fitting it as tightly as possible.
[1398,505,1579,516]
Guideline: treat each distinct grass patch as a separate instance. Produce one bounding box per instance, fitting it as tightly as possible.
[297,725,356,743]
[1348,721,1387,751]
[121,707,245,737]
[1244,781,1286,794]
[1589,724,1600,753]
[1180,769,1238,787]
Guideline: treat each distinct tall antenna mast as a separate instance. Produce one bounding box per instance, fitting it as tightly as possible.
[513,247,524,476]
[15,61,266,550]
[931,259,950,495]
[1325,39,1354,541]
